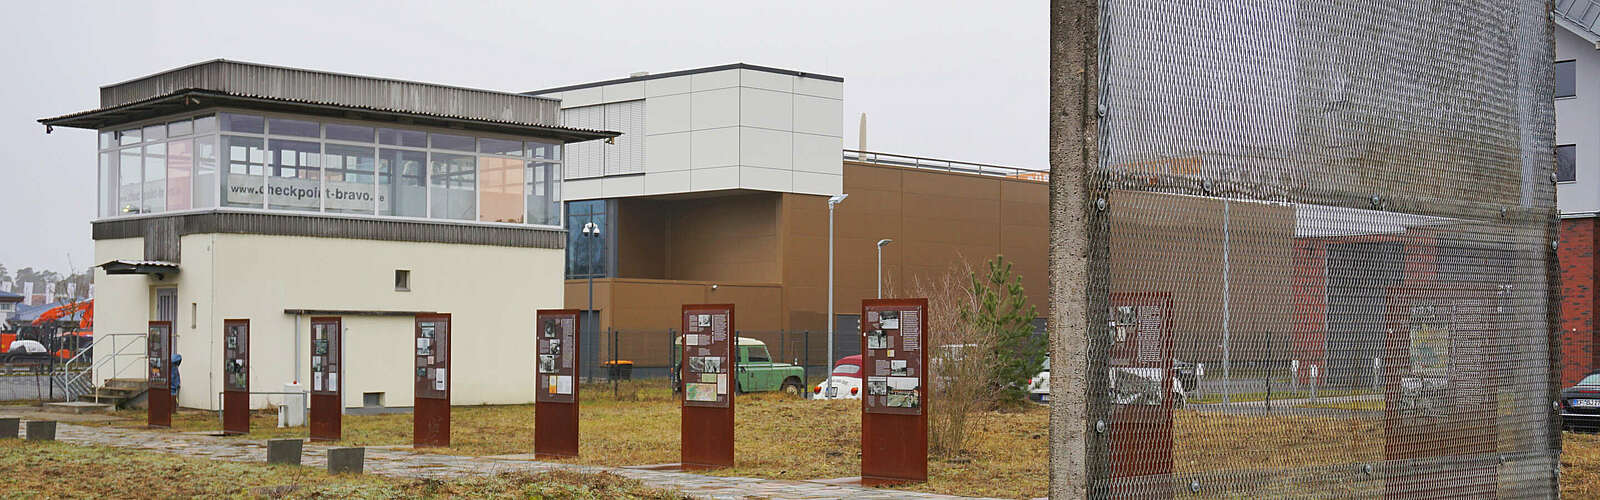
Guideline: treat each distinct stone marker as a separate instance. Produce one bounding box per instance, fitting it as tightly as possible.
[24,421,56,441]
[327,447,364,474]
[266,439,303,465]
[0,418,19,439]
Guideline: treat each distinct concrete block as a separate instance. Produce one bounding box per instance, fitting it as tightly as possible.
[327,447,365,474]
[0,418,18,438]
[24,421,55,441]
[266,439,303,465]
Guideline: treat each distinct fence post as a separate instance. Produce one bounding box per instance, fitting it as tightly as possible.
[1049,0,1103,496]
[610,327,618,399]
[804,330,811,387]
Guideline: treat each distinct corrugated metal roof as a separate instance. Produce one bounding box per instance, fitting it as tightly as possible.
[101,59,561,126]
[1556,0,1600,42]
[40,60,622,143]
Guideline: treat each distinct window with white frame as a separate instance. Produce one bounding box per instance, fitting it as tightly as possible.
[100,111,565,227]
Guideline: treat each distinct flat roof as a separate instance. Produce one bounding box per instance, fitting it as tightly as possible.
[524,63,844,95]
[40,59,619,143]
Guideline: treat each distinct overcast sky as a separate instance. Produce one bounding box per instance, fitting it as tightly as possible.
[0,1,1045,275]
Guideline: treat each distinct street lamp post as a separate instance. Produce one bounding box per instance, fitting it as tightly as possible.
[825,194,849,391]
[876,239,893,298]
[581,221,601,382]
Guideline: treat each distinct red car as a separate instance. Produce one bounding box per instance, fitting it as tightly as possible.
[813,355,864,400]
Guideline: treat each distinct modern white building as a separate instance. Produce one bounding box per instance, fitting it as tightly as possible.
[41,60,615,411]
[528,64,844,200]
[1556,5,1600,214]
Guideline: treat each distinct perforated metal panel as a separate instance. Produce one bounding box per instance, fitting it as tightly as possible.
[1087,0,1558,497]
[562,100,645,179]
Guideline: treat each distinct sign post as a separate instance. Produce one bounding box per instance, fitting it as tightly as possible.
[146,321,173,428]
[680,304,735,470]
[1107,293,1175,497]
[308,317,342,441]
[414,313,452,447]
[222,319,250,435]
[859,298,929,485]
[535,309,581,458]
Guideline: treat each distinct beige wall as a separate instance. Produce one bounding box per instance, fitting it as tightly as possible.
[96,233,565,410]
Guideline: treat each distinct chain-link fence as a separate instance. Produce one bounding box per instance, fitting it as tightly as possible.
[1065,0,1559,496]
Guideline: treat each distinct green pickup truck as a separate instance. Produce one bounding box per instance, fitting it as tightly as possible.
[674,337,806,396]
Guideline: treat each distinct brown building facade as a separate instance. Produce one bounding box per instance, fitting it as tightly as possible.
[563,157,1050,347]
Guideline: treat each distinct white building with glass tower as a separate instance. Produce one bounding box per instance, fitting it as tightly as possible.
[42,60,615,411]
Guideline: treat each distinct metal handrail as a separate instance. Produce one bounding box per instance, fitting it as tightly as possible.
[843,149,1048,179]
[59,333,148,402]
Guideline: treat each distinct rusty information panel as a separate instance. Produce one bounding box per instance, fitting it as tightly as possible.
[308,317,342,441]
[535,309,580,459]
[147,321,173,428]
[535,311,578,404]
[414,313,452,447]
[860,298,929,485]
[861,300,926,416]
[681,306,733,408]
[222,319,250,435]
[680,304,735,470]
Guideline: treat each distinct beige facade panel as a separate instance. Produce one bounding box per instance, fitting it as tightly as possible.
[95,233,564,411]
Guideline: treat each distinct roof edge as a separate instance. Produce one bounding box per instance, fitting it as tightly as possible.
[102,59,560,103]
[524,63,844,95]
[1555,13,1600,46]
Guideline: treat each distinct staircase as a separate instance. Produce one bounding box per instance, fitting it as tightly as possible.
[88,378,149,409]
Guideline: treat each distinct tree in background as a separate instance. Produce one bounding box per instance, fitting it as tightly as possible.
[962,255,1043,405]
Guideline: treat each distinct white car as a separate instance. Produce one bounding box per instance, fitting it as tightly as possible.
[1027,357,1050,403]
[813,355,864,400]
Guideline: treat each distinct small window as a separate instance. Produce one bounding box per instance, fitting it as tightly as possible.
[220,113,265,134]
[194,115,217,134]
[747,346,771,363]
[325,123,375,143]
[167,119,193,137]
[479,137,523,156]
[1556,60,1576,99]
[143,124,167,142]
[119,128,141,146]
[363,392,384,407]
[99,131,114,150]
[431,133,475,152]
[268,117,320,138]
[379,127,427,147]
[395,269,411,291]
[1558,144,1577,183]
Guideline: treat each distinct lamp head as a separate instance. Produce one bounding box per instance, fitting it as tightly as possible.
[827,194,849,206]
[877,238,894,247]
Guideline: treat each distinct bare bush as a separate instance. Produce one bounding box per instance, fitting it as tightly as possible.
[892,258,994,458]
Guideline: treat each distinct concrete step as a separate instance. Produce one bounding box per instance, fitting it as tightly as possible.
[43,401,113,414]
[104,378,146,390]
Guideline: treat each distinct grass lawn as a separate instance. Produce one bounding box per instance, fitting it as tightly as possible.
[0,439,684,499]
[68,381,1600,498]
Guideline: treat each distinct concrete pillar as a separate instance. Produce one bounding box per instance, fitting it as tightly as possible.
[1049,0,1103,497]
[266,439,302,465]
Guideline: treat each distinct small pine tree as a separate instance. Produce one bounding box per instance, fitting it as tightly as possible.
[961,255,1043,404]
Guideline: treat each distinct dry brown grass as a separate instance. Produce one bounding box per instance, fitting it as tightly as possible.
[89,390,1600,498]
[0,438,686,499]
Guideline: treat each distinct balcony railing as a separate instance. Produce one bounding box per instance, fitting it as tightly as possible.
[844,149,1047,181]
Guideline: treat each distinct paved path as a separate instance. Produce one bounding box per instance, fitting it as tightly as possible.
[4,413,982,500]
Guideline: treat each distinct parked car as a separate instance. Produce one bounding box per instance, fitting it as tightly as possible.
[672,337,807,397]
[1561,371,1600,430]
[813,355,864,400]
[1027,356,1050,403]
[1030,357,1194,406]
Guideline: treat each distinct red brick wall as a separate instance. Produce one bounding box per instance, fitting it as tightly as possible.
[1561,217,1596,387]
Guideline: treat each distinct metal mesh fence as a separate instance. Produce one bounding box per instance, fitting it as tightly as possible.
[1087,0,1557,497]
